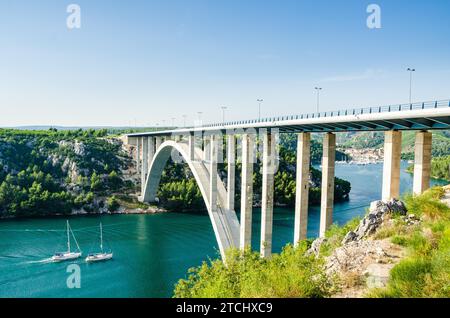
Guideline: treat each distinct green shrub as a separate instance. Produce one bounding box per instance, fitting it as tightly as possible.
[174,246,335,298]
[107,196,120,212]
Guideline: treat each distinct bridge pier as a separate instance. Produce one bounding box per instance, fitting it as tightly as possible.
[294,132,311,244]
[147,137,155,167]
[155,136,162,149]
[136,137,141,175]
[319,132,336,237]
[226,134,236,211]
[203,136,210,162]
[209,135,218,213]
[141,137,148,196]
[413,131,432,195]
[382,130,402,201]
[188,134,195,161]
[240,133,254,250]
[260,131,276,258]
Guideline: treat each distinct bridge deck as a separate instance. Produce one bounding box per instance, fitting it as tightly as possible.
[128,99,450,137]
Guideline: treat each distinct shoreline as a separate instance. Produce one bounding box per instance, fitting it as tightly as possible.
[0,205,169,221]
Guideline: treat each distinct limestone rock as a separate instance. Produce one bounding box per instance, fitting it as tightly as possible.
[342,199,407,244]
[306,237,327,257]
[364,263,394,289]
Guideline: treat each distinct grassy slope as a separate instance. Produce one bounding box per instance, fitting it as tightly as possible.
[368,187,450,297]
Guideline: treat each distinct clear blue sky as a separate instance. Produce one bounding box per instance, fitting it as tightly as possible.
[1,0,450,127]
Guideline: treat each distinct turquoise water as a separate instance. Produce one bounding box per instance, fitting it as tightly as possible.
[0,162,447,298]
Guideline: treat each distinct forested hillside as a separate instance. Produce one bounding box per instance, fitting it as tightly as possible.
[407,155,450,181]
[0,129,352,217]
[338,131,450,159]
[0,129,131,217]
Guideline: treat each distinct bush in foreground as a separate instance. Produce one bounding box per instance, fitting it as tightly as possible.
[174,244,336,298]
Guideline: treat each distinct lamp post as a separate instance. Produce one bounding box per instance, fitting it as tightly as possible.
[221,106,227,125]
[407,68,415,104]
[314,87,322,113]
[197,112,203,126]
[171,117,176,128]
[257,99,263,120]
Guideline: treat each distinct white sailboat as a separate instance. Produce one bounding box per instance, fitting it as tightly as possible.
[85,223,113,262]
[52,220,82,262]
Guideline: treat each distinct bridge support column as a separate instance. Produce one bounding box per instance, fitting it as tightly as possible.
[203,136,211,162]
[141,137,148,196]
[136,137,141,175]
[413,131,432,195]
[240,133,254,250]
[209,135,218,213]
[294,132,310,245]
[319,133,336,237]
[226,135,236,211]
[188,134,195,161]
[155,136,162,150]
[147,137,155,167]
[382,131,402,201]
[260,131,276,258]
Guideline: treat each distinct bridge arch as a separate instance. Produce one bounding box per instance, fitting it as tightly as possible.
[141,140,240,258]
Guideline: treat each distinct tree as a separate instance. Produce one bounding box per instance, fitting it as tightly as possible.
[90,172,102,191]
[107,196,120,212]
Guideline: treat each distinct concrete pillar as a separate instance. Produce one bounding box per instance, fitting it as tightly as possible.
[141,137,148,195]
[209,135,218,213]
[413,131,432,195]
[155,136,162,150]
[226,134,236,211]
[294,132,310,245]
[136,137,141,175]
[188,134,195,161]
[240,133,254,250]
[260,132,276,258]
[147,137,155,167]
[319,133,336,237]
[203,136,210,162]
[382,131,402,201]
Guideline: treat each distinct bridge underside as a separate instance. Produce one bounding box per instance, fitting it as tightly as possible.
[273,116,450,133]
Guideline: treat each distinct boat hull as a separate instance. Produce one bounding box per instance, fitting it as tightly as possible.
[52,252,82,262]
[85,253,113,262]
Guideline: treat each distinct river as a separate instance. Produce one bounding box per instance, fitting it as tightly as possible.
[0,162,447,298]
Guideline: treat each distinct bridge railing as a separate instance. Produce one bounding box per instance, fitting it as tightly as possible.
[201,99,450,128]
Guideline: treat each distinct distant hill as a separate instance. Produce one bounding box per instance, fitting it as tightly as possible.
[3,125,162,131]
[337,131,450,159]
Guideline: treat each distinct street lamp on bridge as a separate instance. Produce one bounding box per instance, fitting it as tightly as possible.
[221,106,227,125]
[257,99,263,120]
[315,87,322,113]
[407,68,416,104]
[197,112,203,123]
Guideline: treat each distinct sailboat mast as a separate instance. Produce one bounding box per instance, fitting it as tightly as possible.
[100,223,103,252]
[67,220,70,253]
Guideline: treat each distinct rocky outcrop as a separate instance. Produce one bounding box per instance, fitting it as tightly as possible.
[306,199,407,258]
[342,199,407,244]
[304,199,409,297]
[59,140,87,156]
[306,237,327,257]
